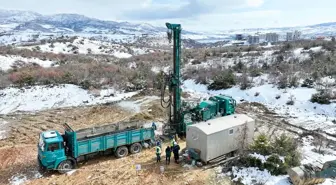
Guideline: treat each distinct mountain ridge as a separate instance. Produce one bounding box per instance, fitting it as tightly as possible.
[0,9,335,38]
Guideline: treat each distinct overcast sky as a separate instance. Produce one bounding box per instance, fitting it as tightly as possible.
[1,0,335,32]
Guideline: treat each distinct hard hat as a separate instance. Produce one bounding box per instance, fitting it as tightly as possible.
[174,142,177,145]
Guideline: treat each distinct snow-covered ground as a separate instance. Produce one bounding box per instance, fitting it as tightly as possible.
[19,37,154,58]
[0,55,54,71]
[183,77,336,185]
[182,80,336,134]
[220,136,336,185]
[0,84,137,114]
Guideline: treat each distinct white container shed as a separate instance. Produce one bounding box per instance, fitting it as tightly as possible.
[186,114,255,163]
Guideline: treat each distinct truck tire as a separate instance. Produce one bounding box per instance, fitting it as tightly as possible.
[115,146,128,158]
[57,160,73,174]
[130,143,142,154]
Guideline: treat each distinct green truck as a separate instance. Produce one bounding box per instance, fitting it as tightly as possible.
[37,122,156,173]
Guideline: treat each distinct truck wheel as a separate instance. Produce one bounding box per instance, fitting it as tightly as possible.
[130,143,142,154]
[115,146,128,158]
[57,160,73,174]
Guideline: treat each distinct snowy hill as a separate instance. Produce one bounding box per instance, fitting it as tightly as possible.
[0,9,335,43]
[0,9,41,23]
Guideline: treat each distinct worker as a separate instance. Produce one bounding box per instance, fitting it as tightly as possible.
[172,142,180,163]
[156,140,162,149]
[165,146,172,165]
[152,122,157,130]
[170,136,175,149]
[156,143,161,163]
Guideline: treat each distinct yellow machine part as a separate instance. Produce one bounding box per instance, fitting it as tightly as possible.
[287,166,326,185]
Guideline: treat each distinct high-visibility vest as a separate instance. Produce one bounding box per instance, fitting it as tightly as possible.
[170,139,175,147]
[156,146,161,154]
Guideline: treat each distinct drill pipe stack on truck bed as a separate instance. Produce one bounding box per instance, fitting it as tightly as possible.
[38,122,155,173]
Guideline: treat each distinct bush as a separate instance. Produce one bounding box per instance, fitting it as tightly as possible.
[289,76,299,88]
[208,70,236,90]
[233,61,245,73]
[249,134,272,155]
[245,134,301,176]
[286,95,295,105]
[311,90,332,104]
[277,75,289,89]
[272,133,298,156]
[240,73,252,90]
[191,59,201,65]
[301,78,314,88]
[80,80,91,89]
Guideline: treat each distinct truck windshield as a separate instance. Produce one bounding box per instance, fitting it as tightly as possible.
[47,143,60,152]
[38,134,45,152]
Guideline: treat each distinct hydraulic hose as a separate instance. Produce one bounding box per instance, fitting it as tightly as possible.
[161,73,171,108]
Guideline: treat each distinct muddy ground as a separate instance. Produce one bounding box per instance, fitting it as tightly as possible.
[0,96,228,185]
[0,96,321,185]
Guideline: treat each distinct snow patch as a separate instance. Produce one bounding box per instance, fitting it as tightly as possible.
[231,167,290,185]
[113,51,132,58]
[9,174,27,185]
[0,85,138,114]
[249,153,285,163]
[0,55,54,71]
[19,37,151,58]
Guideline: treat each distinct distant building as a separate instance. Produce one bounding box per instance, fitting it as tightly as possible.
[236,34,243,40]
[248,35,260,45]
[293,30,301,40]
[286,32,293,41]
[258,33,266,41]
[287,30,301,41]
[265,33,279,43]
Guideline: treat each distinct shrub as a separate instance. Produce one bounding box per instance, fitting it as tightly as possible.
[240,73,252,90]
[301,79,314,88]
[249,133,272,155]
[8,71,34,86]
[277,74,289,89]
[80,80,91,89]
[272,133,298,156]
[289,76,299,88]
[191,59,201,65]
[208,70,236,90]
[245,134,301,176]
[87,48,92,54]
[311,90,332,104]
[286,95,295,105]
[233,61,245,73]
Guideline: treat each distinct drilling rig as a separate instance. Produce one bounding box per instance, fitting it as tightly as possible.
[161,23,237,138]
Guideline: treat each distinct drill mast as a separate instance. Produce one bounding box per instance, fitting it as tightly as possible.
[162,23,182,136]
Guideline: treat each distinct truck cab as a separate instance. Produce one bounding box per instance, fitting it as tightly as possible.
[37,131,68,171]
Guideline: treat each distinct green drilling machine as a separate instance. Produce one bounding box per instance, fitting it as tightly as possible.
[161,23,237,137]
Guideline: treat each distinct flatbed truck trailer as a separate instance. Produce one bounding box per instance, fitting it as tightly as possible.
[37,122,156,173]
